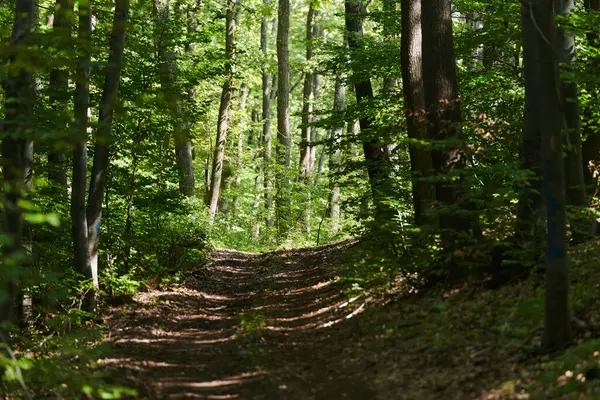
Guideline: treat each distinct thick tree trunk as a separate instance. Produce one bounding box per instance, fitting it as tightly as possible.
[1,0,36,345]
[262,5,274,227]
[71,0,92,284]
[345,0,394,224]
[276,0,292,236]
[582,0,600,196]
[522,0,572,350]
[86,0,129,292]
[208,0,236,222]
[515,1,546,245]
[47,0,74,194]
[401,0,434,226]
[422,0,476,245]
[328,72,346,232]
[555,0,596,240]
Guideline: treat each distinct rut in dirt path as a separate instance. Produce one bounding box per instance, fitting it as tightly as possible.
[103,242,373,399]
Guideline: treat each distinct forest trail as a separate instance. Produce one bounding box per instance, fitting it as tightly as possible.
[101,242,517,400]
[102,242,379,399]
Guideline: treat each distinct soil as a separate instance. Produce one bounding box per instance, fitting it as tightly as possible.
[101,241,522,400]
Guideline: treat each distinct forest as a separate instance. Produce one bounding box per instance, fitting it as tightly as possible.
[2,0,600,397]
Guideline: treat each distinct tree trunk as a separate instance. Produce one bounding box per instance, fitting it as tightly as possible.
[276,0,292,237]
[310,72,321,174]
[555,0,596,241]
[381,0,397,159]
[299,3,315,179]
[208,0,236,222]
[155,0,196,197]
[232,82,248,212]
[1,0,36,345]
[71,0,92,285]
[309,17,321,174]
[251,110,263,238]
[86,0,129,292]
[521,0,572,350]
[262,4,274,227]
[47,0,74,194]
[515,0,546,246]
[582,0,600,197]
[345,0,393,223]
[422,0,475,245]
[328,72,346,232]
[401,0,434,226]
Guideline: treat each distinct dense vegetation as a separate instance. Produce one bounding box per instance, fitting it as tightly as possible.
[2,0,600,397]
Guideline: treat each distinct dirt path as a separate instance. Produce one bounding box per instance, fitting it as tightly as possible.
[103,242,377,399]
[101,241,529,400]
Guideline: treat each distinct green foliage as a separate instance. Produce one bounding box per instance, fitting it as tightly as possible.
[1,327,137,398]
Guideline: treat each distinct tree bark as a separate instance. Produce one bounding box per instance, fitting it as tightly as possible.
[155,0,196,197]
[1,0,36,344]
[328,72,346,233]
[555,0,596,241]
[208,0,236,222]
[276,0,292,236]
[381,0,398,159]
[521,0,572,350]
[299,3,315,179]
[345,0,394,224]
[309,14,321,174]
[422,0,476,245]
[86,0,129,292]
[401,0,434,226]
[516,0,546,245]
[232,82,248,212]
[71,0,92,284]
[262,4,274,227]
[47,0,74,194]
[582,0,600,196]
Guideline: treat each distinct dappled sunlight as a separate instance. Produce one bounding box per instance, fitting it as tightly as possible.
[162,371,265,389]
[105,244,375,398]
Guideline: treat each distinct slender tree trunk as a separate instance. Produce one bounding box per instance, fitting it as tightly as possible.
[328,72,346,232]
[521,0,572,350]
[309,13,321,173]
[401,0,434,226]
[155,0,196,197]
[232,82,248,212]
[86,0,129,292]
[262,4,274,227]
[310,72,320,173]
[251,110,263,238]
[299,3,315,179]
[555,0,596,240]
[47,0,74,194]
[345,0,394,223]
[276,0,292,237]
[71,0,92,284]
[381,0,397,159]
[1,0,36,345]
[422,0,476,245]
[208,0,236,222]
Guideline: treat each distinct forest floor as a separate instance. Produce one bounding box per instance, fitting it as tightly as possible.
[100,240,600,399]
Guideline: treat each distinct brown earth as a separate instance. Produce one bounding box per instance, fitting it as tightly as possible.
[101,241,526,400]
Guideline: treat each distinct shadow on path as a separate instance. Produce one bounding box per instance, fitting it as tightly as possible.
[102,241,373,399]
